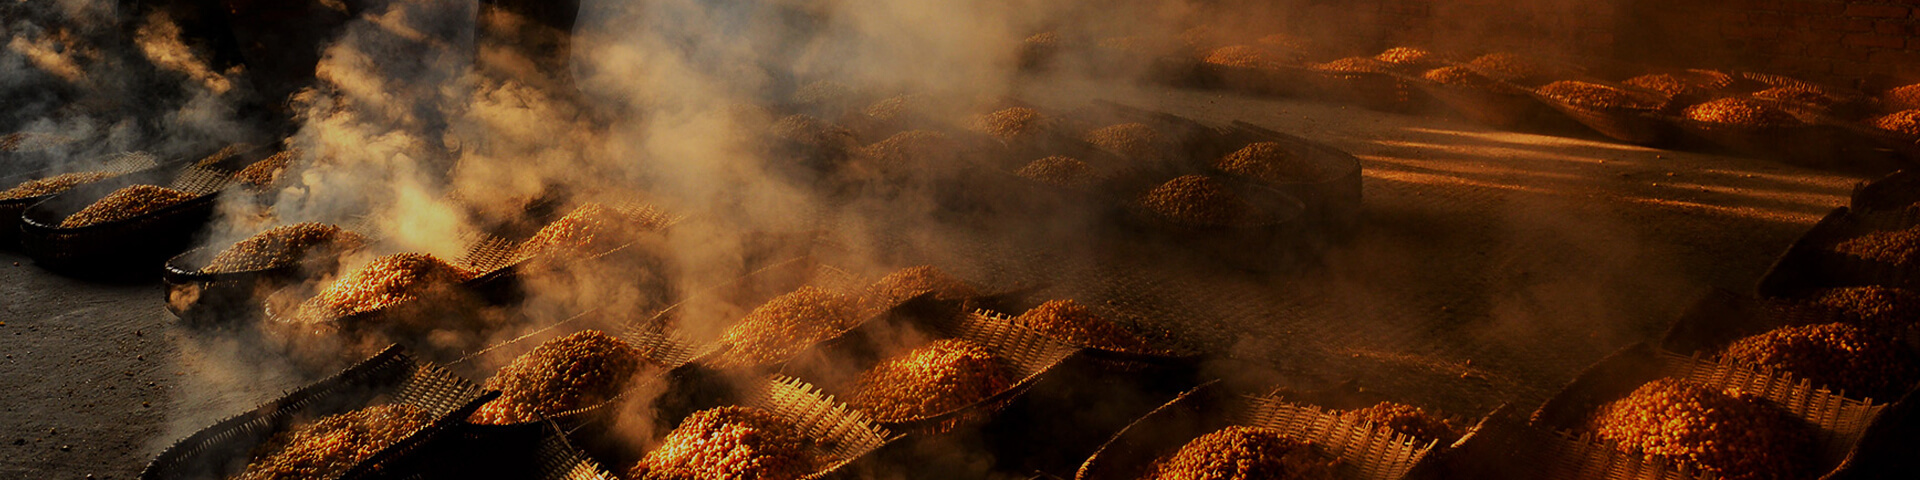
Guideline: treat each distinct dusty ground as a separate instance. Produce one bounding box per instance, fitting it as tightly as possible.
[0,86,1874,479]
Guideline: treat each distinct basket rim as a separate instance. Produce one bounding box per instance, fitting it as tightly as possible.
[843,307,1082,428]
[138,344,498,480]
[1227,120,1365,186]
[1076,380,1441,480]
[19,183,223,234]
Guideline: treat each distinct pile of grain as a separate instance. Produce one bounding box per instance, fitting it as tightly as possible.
[1871,110,1920,137]
[1014,155,1100,189]
[1803,286,1920,332]
[1624,74,1704,97]
[1538,81,1665,111]
[847,338,1011,422]
[1466,53,1561,85]
[1145,426,1338,480]
[230,404,433,480]
[1829,224,1920,269]
[1140,175,1258,228]
[1014,299,1154,353]
[628,406,814,480]
[204,222,367,273]
[1682,98,1802,128]
[1216,142,1322,184]
[1723,322,1916,399]
[1203,45,1286,70]
[0,171,112,201]
[519,202,669,258]
[1881,83,1920,111]
[1311,57,1387,75]
[1085,123,1168,160]
[235,150,297,188]
[470,330,649,425]
[1588,378,1811,480]
[1342,402,1462,444]
[293,253,474,322]
[710,286,867,370]
[870,265,979,305]
[1374,47,1446,69]
[59,185,197,228]
[973,107,1047,141]
[1421,66,1517,94]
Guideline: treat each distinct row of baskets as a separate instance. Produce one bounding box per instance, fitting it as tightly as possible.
[1051,35,1920,172]
[141,249,1517,480]
[761,92,1364,271]
[1415,170,1920,480]
[0,146,282,277]
[144,99,1366,366]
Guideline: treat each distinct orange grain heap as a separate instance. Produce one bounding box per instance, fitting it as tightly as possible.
[0,171,112,201]
[1085,123,1167,160]
[1145,426,1338,480]
[205,222,367,273]
[628,406,814,480]
[519,202,669,258]
[1723,322,1917,399]
[470,330,649,425]
[710,286,868,369]
[230,404,433,480]
[1374,47,1446,69]
[1216,142,1322,184]
[1140,175,1258,227]
[1342,402,1462,444]
[293,253,474,321]
[848,338,1011,422]
[1588,378,1812,480]
[1872,110,1920,136]
[1882,83,1920,111]
[1014,155,1100,189]
[1538,81,1665,111]
[60,185,196,228]
[870,265,979,305]
[1014,299,1155,353]
[1803,286,1920,332]
[1203,45,1287,70]
[974,107,1048,141]
[1682,98,1801,128]
[1312,57,1387,74]
[1421,66,1510,93]
[1829,224,1920,269]
[1466,53,1560,85]
[235,150,297,188]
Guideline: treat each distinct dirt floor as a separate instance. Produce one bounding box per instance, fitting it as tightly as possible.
[0,86,1876,479]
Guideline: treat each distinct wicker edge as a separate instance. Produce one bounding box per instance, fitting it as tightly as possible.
[139,344,496,480]
[1525,342,1888,480]
[737,375,901,480]
[1075,381,1436,480]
